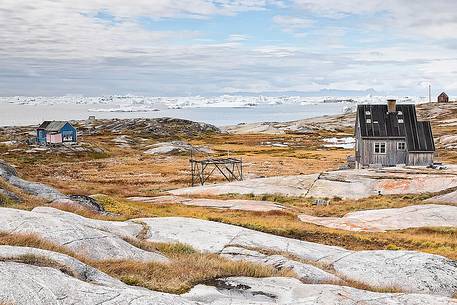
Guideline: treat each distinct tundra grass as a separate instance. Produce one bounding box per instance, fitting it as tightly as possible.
[0,232,292,294]
[92,194,457,260]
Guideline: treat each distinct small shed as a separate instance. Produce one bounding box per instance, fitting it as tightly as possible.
[438,92,449,103]
[36,121,77,145]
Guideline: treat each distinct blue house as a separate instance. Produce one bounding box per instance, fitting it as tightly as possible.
[36,121,77,144]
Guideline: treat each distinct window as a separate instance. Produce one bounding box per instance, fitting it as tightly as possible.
[397,142,406,150]
[373,120,378,124]
[398,118,404,123]
[365,111,371,115]
[374,142,386,154]
[366,118,372,123]
[398,111,403,116]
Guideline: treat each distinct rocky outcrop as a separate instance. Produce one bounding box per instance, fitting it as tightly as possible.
[183,277,457,305]
[222,112,355,135]
[170,168,457,200]
[221,246,339,284]
[128,195,284,212]
[0,188,21,205]
[0,160,17,178]
[99,117,220,138]
[0,207,167,262]
[1,160,67,202]
[1,207,457,297]
[426,189,457,204]
[140,217,457,296]
[170,174,320,197]
[0,160,106,212]
[298,204,457,232]
[144,141,213,155]
[0,261,197,305]
[67,195,106,213]
[0,245,123,287]
[332,250,457,296]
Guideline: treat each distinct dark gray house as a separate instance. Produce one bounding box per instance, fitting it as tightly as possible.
[438,92,449,103]
[354,100,435,168]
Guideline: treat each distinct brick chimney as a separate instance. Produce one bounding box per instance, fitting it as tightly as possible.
[387,99,397,113]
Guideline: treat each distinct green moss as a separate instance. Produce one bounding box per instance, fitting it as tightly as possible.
[0,193,17,207]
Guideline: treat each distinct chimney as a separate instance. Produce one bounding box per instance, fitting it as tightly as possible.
[387,99,397,113]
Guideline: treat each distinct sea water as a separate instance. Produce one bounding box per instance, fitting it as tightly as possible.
[0,102,347,127]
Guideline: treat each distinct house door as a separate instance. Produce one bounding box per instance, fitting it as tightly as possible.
[396,142,407,165]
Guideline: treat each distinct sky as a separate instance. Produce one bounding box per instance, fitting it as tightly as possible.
[1,0,457,96]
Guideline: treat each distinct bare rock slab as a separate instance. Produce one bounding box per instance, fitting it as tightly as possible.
[221,246,339,284]
[183,277,457,305]
[332,250,457,297]
[0,262,197,305]
[426,189,457,204]
[299,204,457,232]
[170,174,320,197]
[139,217,457,296]
[128,195,284,212]
[170,168,457,200]
[144,141,213,155]
[139,216,350,261]
[0,207,167,262]
[0,245,123,287]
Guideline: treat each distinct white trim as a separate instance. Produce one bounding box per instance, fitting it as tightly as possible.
[374,142,387,154]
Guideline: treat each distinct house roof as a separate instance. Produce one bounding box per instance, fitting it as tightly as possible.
[357,104,435,152]
[37,121,72,132]
[439,92,448,98]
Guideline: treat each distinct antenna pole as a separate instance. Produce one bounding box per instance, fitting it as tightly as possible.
[429,84,432,103]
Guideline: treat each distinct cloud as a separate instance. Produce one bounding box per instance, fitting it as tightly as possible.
[293,0,457,40]
[0,0,456,96]
[273,15,313,33]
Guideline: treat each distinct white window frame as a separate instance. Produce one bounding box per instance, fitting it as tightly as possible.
[374,142,386,154]
[366,118,372,123]
[398,118,404,123]
[397,142,406,151]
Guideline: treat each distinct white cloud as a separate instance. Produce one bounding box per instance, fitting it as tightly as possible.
[0,0,456,95]
[293,0,457,40]
[273,15,313,32]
